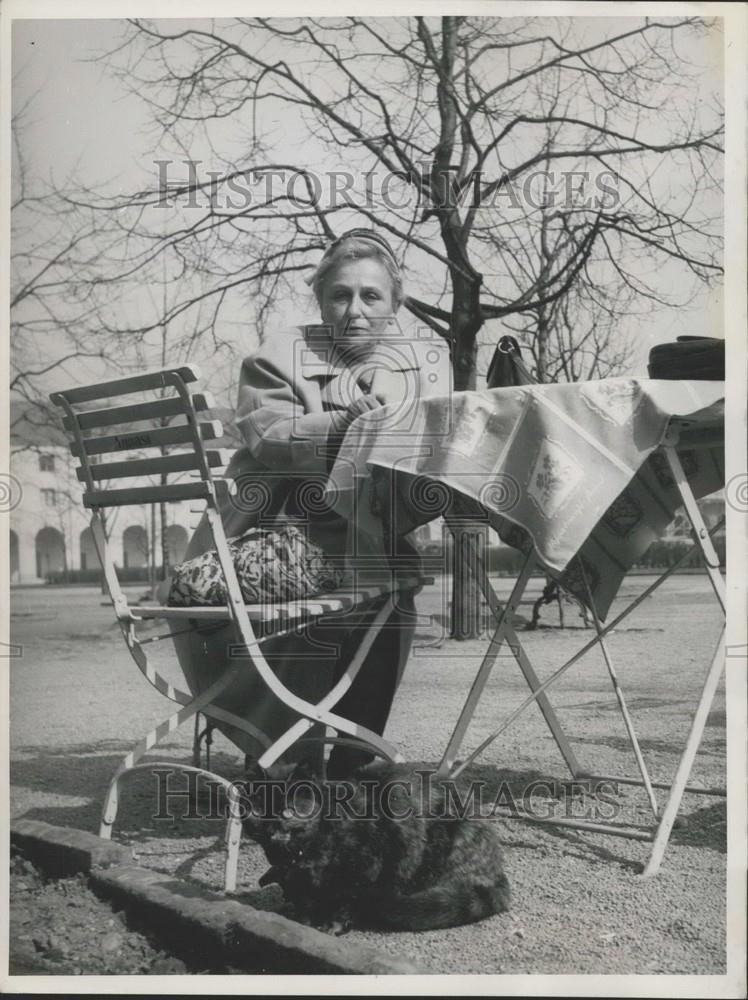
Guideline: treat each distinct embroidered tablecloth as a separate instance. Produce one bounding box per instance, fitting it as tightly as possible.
[327,378,725,619]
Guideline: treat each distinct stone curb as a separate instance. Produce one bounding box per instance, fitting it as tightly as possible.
[91,864,418,974]
[10,818,134,875]
[10,819,421,975]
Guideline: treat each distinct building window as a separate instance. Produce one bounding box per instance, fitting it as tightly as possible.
[41,488,57,507]
[39,454,56,472]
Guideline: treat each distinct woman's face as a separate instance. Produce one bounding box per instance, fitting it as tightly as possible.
[319,257,398,353]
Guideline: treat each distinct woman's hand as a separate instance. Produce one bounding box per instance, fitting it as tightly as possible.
[369,368,409,407]
[345,394,383,419]
[332,393,383,431]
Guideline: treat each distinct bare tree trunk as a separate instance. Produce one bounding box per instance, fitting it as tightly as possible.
[99,508,109,595]
[428,17,487,639]
[536,302,548,383]
[160,486,169,581]
[150,501,157,599]
[448,306,485,640]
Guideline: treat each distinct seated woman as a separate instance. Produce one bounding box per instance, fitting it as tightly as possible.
[171,228,451,778]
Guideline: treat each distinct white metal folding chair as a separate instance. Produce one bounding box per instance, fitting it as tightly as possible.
[50,364,423,892]
[438,416,725,876]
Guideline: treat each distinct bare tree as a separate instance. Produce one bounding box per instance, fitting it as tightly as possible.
[494,199,639,384]
[83,16,721,377]
[10,94,121,443]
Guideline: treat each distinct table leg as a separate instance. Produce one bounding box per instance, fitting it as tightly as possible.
[455,540,584,779]
[502,625,582,779]
[663,443,726,613]
[437,552,536,776]
[642,628,725,876]
[450,527,721,778]
[578,558,660,820]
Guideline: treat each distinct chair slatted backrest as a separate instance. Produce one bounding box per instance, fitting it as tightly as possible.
[50,365,228,510]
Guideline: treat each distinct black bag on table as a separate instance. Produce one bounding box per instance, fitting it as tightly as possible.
[647,336,724,381]
[486,335,538,389]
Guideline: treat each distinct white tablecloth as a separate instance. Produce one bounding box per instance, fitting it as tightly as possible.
[328,378,724,618]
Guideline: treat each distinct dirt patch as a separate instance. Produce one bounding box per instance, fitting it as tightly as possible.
[9,850,209,975]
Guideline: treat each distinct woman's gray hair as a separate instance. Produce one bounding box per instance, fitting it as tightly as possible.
[311,233,403,310]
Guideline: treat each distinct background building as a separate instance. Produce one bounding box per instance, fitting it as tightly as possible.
[9,403,234,585]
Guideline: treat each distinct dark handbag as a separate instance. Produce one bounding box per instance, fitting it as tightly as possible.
[647,336,724,381]
[486,335,538,388]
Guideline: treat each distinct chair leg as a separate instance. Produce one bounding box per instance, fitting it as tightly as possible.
[192,717,214,771]
[99,667,244,838]
[99,776,122,840]
[224,781,244,894]
[98,761,244,893]
[125,623,273,755]
[257,597,404,771]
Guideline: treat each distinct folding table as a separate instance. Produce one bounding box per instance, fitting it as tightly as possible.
[328,377,726,874]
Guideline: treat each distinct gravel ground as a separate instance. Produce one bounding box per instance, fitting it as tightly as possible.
[9,575,727,976]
